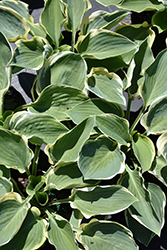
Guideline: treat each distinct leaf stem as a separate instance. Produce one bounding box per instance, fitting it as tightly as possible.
[48,197,71,206]
[129,106,145,134]
[32,145,41,176]
[11,177,24,197]
[71,30,76,52]
[125,96,133,121]
[14,103,31,113]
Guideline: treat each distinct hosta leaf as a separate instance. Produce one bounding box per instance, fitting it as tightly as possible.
[78,135,125,180]
[46,212,79,250]
[0,31,12,114]
[0,165,10,179]
[66,98,124,124]
[0,176,13,197]
[0,207,47,250]
[0,192,30,246]
[132,133,155,172]
[29,85,88,121]
[70,186,137,218]
[96,114,131,145]
[97,0,164,12]
[76,29,138,59]
[0,129,33,173]
[141,96,167,134]
[141,49,167,107]
[149,155,167,186]
[0,6,29,42]
[81,10,129,35]
[36,51,87,93]
[11,37,46,70]
[76,219,138,250]
[86,67,126,105]
[64,0,90,33]
[0,0,31,21]
[157,132,167,162]
[45,117,95,163]
[125,209,155,246]
[152,8,167,33]
[46,162,97,190]
[118,166,165,236]
[9,111,69,145]
[40,0,66,48]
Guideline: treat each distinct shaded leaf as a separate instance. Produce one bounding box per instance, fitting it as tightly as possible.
[76,219,138,250]
[76,29,138,59]
[47,212,79,250]
[157,132,167,162]
[86,67,126,105]
[0,129,33,173]
[46,162,97,190]
[0,192,30,246]
[29,85,88,121]
[66,98,124,124]
[9,111,69,145]
[45,117,95,163]
[132,133,155,172]
[0,176,13,197]
[0,207,47,250]
[78,135,125,180]
[96,114,131,145]
[70,185,137,218]
[36,51,87,93]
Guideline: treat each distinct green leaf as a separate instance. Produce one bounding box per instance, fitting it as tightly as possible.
[0,31,12,115]
[0,6,29,42]
[157,132,167,162]
[141,49,167,107]
[86,67,126,105]
[36,51,87,93]
[64,0,89,33]
[118,166,165,236]
[0,207,47,250]
[141,96,167,134]
[78,135,125,180]
[76,219,138,250]
[152,8,167,32]
[26,175,46,195]
[76,29,138,59]
[35,191,48,206]
[11,37,46,70]
[125,209,155,247]
[97,0,164,12]
[46,162,97,190]
[0,129,33,173]
[149,155,167,187]
[81,10,129,35]
[0,176,13,197]
[47,212,79,250]
[0,165,10,179]
[70,186,137,218]
[96,114,131,145]
[45,117,95,163]
[66,98,124,124]
[9,111,69,145]
[0,192,30,246]
[40,0,66,48]
[132,133,155,172]
[29,85,88,121]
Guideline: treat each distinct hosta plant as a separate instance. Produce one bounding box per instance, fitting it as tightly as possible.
[0,0,167,249]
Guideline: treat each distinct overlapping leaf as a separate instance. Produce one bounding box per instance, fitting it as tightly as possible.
[70,185,137,218]
[9,111,69,145]
[78,135,125,180]
[0,192,30,246]
[0,176,13,197]
[76,219,138,250]
[45,117,95,163]
[0,129,33,173]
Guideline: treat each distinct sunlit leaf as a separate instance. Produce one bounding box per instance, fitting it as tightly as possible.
[157,132,167,163]
[76,219,138,250]
[0,192,30,246]
[78,135,125,180]
[45,117,95,163]
[70,186,137,218]
[0,176,13,197]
